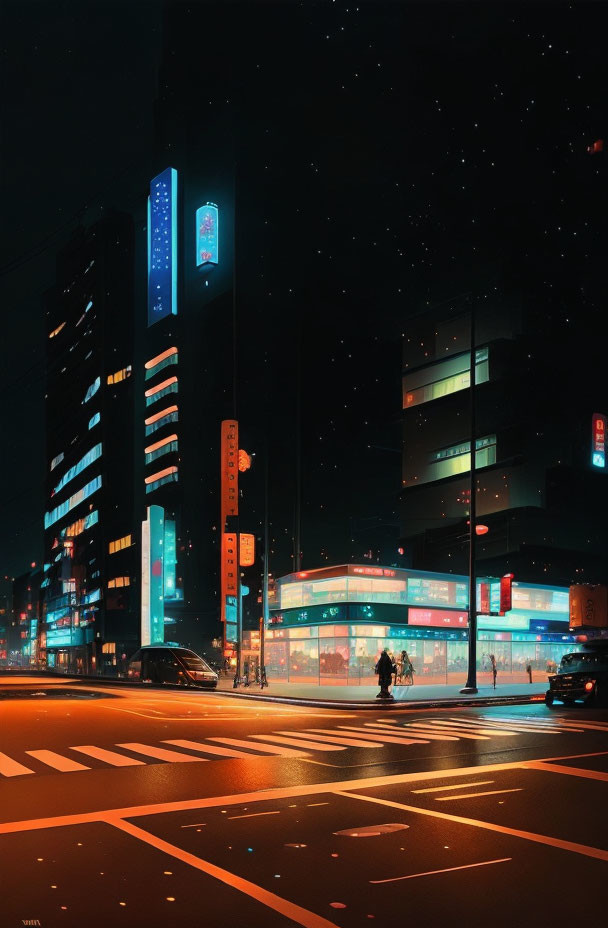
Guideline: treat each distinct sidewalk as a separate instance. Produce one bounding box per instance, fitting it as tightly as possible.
[215,676,548,709]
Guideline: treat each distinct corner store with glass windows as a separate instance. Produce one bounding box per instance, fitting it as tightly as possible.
[265,564,577,686]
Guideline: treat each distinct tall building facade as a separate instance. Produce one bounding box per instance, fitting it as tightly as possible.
[12,567,42,666]
[400,298,608,586]
[41,213,137,674]
[135,164,235,657]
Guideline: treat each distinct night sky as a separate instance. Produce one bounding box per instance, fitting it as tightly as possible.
[1,1,606,580]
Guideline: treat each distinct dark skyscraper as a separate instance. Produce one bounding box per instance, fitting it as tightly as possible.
[41,213,137,674]
[400,290,608,587]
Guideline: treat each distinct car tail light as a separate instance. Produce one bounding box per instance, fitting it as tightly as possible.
[584,680,595,691]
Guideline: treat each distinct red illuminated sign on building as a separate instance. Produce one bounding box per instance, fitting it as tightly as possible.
[479,582,490,615]
[499,574,514,615]
[352,567,396,578]
[221,419,239,524]
[408,608,468,628]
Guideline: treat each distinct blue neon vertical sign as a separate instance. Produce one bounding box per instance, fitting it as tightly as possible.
[147,168,178,326]
[196,203,219,266]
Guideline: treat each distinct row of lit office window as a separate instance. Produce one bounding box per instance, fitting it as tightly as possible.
[108,533,133,554]
[108,576,130,588]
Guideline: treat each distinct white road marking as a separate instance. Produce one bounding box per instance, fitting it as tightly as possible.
[370,858,512,882]
[402,724,491,741]
[292,731,383,749]
[25,750,89,772]
[0,752,34,777]
[332,727,430,745]
[362,724,458,742]
[336,790,608,861]
[163,739,261,759]
[207,737,307,757]
[248,734,346,752]
[435,788,523,801]
[116,743,208,763]
[70,745,145,767]
[109,817,339,928]
[523,761,608,782]
[412,780,495,794]
[227,811,281,820]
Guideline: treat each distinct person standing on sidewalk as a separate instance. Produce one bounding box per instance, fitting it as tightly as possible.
[375,648,394,699]
[490,653,497,689]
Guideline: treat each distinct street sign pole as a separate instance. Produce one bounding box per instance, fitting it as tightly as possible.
[461,306,478,694]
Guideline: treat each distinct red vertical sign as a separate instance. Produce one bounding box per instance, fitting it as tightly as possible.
[479,582,490,615]
[221,420,239,629]
[499,574,514,615]
[221,420,239,527]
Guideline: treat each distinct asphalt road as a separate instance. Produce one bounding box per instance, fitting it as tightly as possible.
[1,675,607,927]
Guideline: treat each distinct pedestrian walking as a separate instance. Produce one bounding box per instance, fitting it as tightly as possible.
[400,649,414,686]
[490,653,497,689]
[375,648,394,699]
[526,662,533,684]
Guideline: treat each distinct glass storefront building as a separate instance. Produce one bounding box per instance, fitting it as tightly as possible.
[265,565,577,686]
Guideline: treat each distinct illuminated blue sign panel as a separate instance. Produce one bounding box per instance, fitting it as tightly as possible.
[196,203,218,266]
[141,505,165,646]
[148,168,178,326]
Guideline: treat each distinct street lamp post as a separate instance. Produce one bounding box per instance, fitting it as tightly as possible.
[461,306,478,694]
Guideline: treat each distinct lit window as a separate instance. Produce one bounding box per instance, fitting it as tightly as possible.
[44,476,102,529]
[49,322,66,339]
[88,412,100,430]
[50,452,64,472]
[402,349,489,409]
[53,444,102,495]
[145,466,178,494]
[108,533,133,554]
[108,577,130,589]
[60,510,98,539]
[82,377,101,404]
[145,347,178,381]
[107,365,132,385]
[102,642,117,653]
[145,405,178,436]
[145,376,178,406]
[145,436,178,465]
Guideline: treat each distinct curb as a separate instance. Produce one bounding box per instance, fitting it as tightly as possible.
[3,672,545,711]
[211,688,546,711]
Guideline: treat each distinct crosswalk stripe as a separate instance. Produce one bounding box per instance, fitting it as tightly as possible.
[458,717,567,733]
[162,740,258,759]
[248,734,347,752]
[487,716,599,733]
[424,721,514,737]
[421,721,515,737]
[402,724,491,741]
[70,745,146,767]
[330,727,430,745]
[294,731,384,748]
[25,750,90,772]
[449,719,566,735]
[548,720,608,733]
[207,737,307,757]
[116,743,208,763]
[362,724,459,743]
[0,751,34,777]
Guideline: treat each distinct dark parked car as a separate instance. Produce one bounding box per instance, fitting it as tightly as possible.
[128,646,218,689]
[545,642,608,706]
